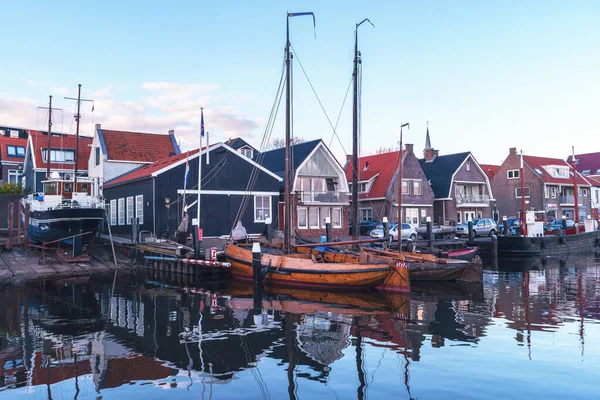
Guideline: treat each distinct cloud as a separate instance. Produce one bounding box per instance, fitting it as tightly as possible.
[1,80,263,150]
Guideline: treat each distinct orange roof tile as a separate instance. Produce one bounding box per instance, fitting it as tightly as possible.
[101,129,178,162]
[480,164,500,180]
[0,136,27,163]
[28,130,92,171]
[345,150,403,199]
[523,155,591,185]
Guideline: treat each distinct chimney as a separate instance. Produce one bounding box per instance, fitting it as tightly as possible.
[95,123,101,130]
[424,148,438,162]
[168,129,175,136]
[405,143,414,154]
[346,154,352,163]
[509,147,517,156]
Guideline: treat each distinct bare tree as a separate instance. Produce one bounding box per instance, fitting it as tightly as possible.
[374,144,399,154]
[267,137,306,150]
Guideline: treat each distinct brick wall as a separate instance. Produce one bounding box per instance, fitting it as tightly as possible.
[291,194,349,240]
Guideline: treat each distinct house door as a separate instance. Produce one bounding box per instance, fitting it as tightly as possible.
[278,202,285,230]
[405,208,419,226]
[464,211,476,222]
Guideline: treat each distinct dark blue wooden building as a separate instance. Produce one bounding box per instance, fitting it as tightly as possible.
[103,142,282,238]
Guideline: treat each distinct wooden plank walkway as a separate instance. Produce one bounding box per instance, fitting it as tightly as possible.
[0,245,122,284]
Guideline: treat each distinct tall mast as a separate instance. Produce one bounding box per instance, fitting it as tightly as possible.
[351,26,359,241]
[46,95,52,179]
[572,146,579,232]
[284,15,292,252]
[397,123,409,225]
[520,150,527,236]
[351,19,373,241]
[284,12,315,253]
[74,84,82,187]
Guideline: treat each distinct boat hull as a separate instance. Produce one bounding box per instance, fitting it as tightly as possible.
[25,207,105,243]
[497,231,600,258]
[225,244,392,290]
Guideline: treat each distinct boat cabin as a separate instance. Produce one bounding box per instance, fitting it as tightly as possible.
[43,179,91,199]
[27,172,99,211]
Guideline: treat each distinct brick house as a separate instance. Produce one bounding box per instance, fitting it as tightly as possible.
[259,139,349,239]
[344,144,435,226]
[88,124,180,196]
[491,147,593,222]
[0,125,28,184]
[418,130,494,225]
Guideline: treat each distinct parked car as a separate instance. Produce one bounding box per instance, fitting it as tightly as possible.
[544,219,575,235]
[455,218,497,237]
[349,220,379,235]
[497,217,521,235]
[370,223,418,241]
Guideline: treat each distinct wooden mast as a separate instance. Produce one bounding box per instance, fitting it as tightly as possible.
[351,19,373,241]
[284,15,292,252]
[397,123,409,225]
[46,95,52,179]
[284,12,315,252]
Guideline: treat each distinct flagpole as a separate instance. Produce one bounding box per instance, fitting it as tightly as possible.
[206,131,210,165]
[198,108,203,226]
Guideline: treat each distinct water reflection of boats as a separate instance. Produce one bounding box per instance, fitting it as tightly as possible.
[226,281,410,317]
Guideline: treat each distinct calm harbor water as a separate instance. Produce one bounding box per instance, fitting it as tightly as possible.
[1,257,599,400]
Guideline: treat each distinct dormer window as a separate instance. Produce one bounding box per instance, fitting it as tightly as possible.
[239,147,253,159]
[582,169,591,175]
[466,159,471,171]
[7,145,25,157]
[42,148,75,163]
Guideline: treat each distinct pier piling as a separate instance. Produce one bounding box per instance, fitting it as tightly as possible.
[468,220,474,242]
[382,217,389,250]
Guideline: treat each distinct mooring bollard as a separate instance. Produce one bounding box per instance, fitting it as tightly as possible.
[502,216,508,235]
[265,217,272,242]
[382,217,389,250]
[192,218,201,259]
[468,220,474,242]
[562,215,567,233]
[252,242,262,295]
[426,217,433,241]
[491,235,498,259]
[325,217,332,243]
[17,201,22,245]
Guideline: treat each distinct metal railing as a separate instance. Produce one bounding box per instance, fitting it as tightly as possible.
[455,194,490,204]
[299,191,348,203]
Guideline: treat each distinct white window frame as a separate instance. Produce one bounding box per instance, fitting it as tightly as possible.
[457,212,462,224]
[118,198,125,225]
[466,159,471,171]
[507,169,520,179]
[515,187,531,198]
[544,185,549,199]
[332,207,342,228]
[321,207,331,228]
[297,207,308,229]
[583,188,588,197]
[135,195,144,225]
[360,208,373,221]
[7,169,19,184]
[401,180,409,195]
[551,186,557,198]
[110,199,117,226]
[413,180,422,195]
[253,195,272,223]
[477,210,483,219]
[309,207,320,229]
[9,130,18,138]
[240,147,253,158]
[126,196,134,225]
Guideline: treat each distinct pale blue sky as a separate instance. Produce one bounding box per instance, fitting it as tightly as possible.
[1,1,599,164]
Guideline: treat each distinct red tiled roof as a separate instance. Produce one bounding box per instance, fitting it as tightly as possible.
[345,151,403,200]
[523,155,591,185]
[567,152,600,176]
[586,176,600,186]
[0,136,27,163]
[105,148,200,187]
[480,164,500,180]
[101,129,177,162]
[28,130,92,171]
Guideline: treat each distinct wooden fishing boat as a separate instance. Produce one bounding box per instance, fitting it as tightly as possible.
[295,244,481,282]
[224,13,410,293]
[225,243,395,290]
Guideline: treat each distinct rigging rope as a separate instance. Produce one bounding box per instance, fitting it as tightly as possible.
[328,75,353,149]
